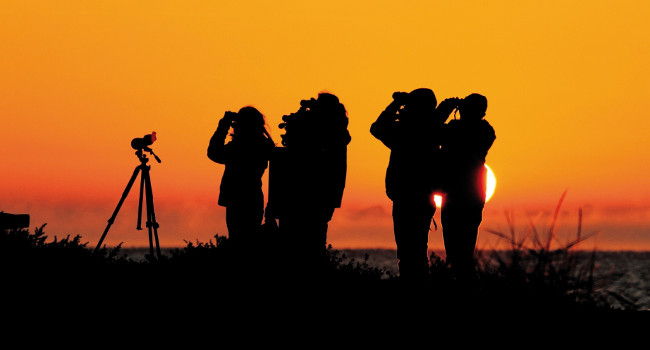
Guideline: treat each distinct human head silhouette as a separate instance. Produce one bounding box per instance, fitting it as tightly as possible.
[317,92,340,108]
[233,106,272,141]
[459,93,488,121]
[316,92,348,125]
[401,88,437,123]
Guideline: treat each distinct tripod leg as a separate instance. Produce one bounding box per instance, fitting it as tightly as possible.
[142,168,154,259]
[94,165,142,254]
[143,167,162,260]
[136,170,145,230]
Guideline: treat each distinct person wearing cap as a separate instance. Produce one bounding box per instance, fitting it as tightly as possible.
[371,88,450,281]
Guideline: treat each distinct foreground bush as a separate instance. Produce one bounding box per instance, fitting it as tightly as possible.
[0,217,630,311]
[0,224,126,268]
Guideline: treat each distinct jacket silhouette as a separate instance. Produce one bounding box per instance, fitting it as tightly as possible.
[207,107,275,245]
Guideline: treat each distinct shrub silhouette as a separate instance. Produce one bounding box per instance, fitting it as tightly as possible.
[1,224,126,269]
[164,235,391,285]
[0,211,631,311]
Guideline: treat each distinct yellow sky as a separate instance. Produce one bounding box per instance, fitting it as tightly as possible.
[1,1,649,249]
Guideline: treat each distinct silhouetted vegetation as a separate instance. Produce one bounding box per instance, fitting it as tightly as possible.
[0,219,636,311]
[472,192,605,310]
[164,235,390,284]
[1,224,127,268]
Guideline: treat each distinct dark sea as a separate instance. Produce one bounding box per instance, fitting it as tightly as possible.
[120,248,650,310]
[340,249,650,311]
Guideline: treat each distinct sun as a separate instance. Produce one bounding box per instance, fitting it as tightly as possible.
[484,163,497,202]
[432,164,497,208]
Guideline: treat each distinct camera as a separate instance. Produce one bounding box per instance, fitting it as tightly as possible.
[131,132,157,150]
[278,99,319,146]
[278,99,315,131]
[131,132,161,163]
[299,98,317,109]
[278,113,296,129]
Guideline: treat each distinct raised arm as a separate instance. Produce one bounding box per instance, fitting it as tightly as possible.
[207,113,235,164]
[370,99,401,148]
[433,97,460,125]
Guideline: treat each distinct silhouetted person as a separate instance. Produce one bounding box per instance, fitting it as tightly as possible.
[439,93,495,278]
[268,93,351,265]
[207,107,275,248]
[370,89,449,281]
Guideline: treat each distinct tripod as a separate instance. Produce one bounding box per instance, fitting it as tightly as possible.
[94,148,162,259]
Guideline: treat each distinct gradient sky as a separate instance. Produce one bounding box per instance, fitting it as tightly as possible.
[2,1,649,250]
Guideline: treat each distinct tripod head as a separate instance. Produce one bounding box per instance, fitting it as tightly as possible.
[135,147,161,164]
[132,132,162,163]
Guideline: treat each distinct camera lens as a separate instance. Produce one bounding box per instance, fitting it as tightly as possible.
[131,133,156,150]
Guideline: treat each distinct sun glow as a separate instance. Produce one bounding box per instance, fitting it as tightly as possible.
[433,194,443,208]
[433,164,497,209]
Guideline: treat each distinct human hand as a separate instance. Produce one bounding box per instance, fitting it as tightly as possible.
[392,91,409,105]
[219,111,237,126]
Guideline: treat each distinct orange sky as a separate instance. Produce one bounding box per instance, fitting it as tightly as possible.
[2,1,650,250]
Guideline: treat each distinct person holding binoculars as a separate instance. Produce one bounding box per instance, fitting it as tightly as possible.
[207,106,275,249]
[438,93,496,280]
[371,88,451,281]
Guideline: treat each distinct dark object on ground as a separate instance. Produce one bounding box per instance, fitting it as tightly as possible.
[0,212,30,230]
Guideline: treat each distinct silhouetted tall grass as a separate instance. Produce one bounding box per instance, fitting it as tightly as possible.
[473,192,618,310]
